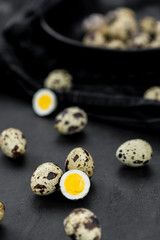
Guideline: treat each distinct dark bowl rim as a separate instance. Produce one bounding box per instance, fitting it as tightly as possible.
[40,12,160,54]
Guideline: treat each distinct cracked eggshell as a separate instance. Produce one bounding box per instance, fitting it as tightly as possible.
[116,139,153,167]
[65,147,95,178]
[0,201,5,222]
[54,107,88,135]
[0,128,27,158]
[64,208,101,240]
[30,162,63,196]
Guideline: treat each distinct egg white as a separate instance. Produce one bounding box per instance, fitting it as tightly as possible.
[32,88,57,116]
[60,169,91,200]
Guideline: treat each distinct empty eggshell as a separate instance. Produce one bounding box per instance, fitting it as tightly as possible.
[116,139,153,167]
[64,208,101,240]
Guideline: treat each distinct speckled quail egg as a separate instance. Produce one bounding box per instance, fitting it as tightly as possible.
[64,208,101,240]
[54,106,88,135]
[83,14,105,32]
[44,69,73,92]
[129,32,150,49]
[144,86,160,101]
[65,147,95,178]
[107,22,131,42]
[32,88,57,116]
[0,128,27,158]
[30,162,63,196]
[139,17,156,35]
[116,139,153,167]
[116,7,136,18]
[105,40,127,49]
[83,31,106,47]
[0,201,5,222]
[60,170,90,200]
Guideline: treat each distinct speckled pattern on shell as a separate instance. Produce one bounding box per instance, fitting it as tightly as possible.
[105,40,127,49]
[30,162,63,196]
[0,128,27,158]
[116,139,153,167]
[144,86,160,101]
[65,148,95,178]
[129,32,150,49]
[0,201,5,222]
[83,14,105,32]
[83,31,106,46]
[54,107,88,135]
[139,17,156,35]
[64,208,101,240]
[44,69,73,92]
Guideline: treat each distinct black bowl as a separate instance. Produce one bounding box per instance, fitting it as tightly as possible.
[41,0,160,79]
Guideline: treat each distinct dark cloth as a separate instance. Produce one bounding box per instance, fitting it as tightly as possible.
[1,0,160,128]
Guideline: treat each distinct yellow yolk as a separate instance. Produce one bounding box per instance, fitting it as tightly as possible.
[38,95,52,110]
[64,173,85,195]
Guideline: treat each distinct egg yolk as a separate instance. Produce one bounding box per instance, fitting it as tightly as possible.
[38,95,52,110]
[64,173,85,195]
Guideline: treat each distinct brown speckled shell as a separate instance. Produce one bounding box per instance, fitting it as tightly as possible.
[65,147,95,178]
[54,107,88,135]
[64,208,101,240]
[30,162,63,196]
[0,128,27,158]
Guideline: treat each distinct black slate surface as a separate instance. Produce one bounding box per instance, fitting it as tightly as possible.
[0,93,160,240]
[1,0,160,239]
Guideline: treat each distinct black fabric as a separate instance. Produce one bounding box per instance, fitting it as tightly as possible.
[1,0,160,128]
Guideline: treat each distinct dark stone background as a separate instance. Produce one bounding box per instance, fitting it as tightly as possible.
[0,1,160,240]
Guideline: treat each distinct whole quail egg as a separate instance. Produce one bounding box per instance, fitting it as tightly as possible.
[60,170,90,200]
[65,147,95,178]
[30,162,63,196]
[83,14,105,32]
[44,69,73,92]
[83,31,106,46]
[0,201,5,222]
[139,17,156,35]
[144,86,160,101]
[54,106,88,135]
[0,128,27,158]
[64,208,101,240]
[116,139,153,167]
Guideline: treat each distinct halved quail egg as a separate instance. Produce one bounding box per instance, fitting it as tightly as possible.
[60,170,90,200]
[32,88,57,116]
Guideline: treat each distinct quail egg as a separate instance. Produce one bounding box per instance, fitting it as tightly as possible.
[64,208,101,240]
[54,106,88,135]
[144,86,160,101]
[44,69,73,92]
[30,162,63,196]
[65,147,95,178]
[116,139,153,167]
[0,128,27,158]
[0,201,5,222]
[60,170,90,200]
[32,88,57,116]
